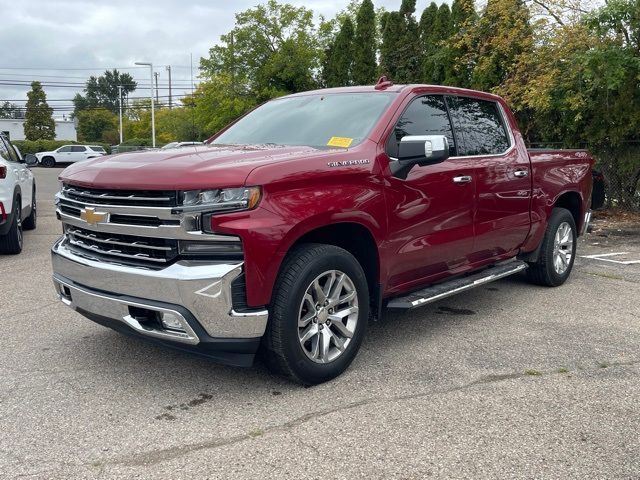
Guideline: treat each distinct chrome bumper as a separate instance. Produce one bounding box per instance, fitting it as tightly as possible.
[51,238,268,343]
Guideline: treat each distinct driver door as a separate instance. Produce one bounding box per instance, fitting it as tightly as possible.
[384,95,476,293]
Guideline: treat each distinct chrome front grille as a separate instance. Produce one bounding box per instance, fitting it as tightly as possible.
[65,226,178,265]
[62,185,178,207]
[56,184,242,268]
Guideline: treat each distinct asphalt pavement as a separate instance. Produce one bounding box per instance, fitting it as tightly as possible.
[1,166,639,479]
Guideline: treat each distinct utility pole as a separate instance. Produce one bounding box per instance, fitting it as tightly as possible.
[154,72,160,105]
[135,62,155,148]
[117,85,123,144]
[166,65,172,110]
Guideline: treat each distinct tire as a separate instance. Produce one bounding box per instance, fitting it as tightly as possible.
[23,187,36,231]
[526,207,577,287]
[41,156,55,168]
[262,243,370,385]
[0,199,23,254]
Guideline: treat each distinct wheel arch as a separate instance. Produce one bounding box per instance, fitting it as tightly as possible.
[283,222,381,316]
[553,190,582,231]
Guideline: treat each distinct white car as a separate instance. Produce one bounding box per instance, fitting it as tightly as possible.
[160,141,204,150]
[0,134,37,254]
[36,144,106,168]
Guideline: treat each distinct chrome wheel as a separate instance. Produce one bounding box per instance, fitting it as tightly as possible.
[552,221,573,274]
[297,270,359,364]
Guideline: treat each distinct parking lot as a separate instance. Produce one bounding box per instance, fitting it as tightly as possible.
[1,166,639,479]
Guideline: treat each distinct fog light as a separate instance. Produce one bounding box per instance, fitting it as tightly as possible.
[161,312,186,332]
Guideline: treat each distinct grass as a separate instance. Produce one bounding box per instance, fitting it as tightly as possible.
[524,369,542,376]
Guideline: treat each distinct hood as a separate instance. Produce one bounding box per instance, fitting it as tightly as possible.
[59,144,340,190]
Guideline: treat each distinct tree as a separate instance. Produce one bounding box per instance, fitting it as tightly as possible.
[421,3,454,84]
[465,0,534,91]
[189,74,258,137]
[76,108,118,142]
[73,69,137,116]
[322,17,356,87]
[451,0,477,30]
[380,11,404,79]
[201,1,319,100]
[24,81,55,140]
[353,0,377,85]
[0,102,23,119]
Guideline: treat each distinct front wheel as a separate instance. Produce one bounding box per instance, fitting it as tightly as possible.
[526,207,577,286]
[263,244,369,385]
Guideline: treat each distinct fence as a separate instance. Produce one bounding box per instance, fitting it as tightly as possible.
[528,141,640,212]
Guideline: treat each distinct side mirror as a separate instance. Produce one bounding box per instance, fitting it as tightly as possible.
[24,154,38,166]
[391,135,450,179]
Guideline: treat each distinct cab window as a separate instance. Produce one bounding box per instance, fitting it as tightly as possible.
[387,95,457,158]
[447,97,510,156]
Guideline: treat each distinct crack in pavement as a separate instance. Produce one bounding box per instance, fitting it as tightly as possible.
[90,358,640,470]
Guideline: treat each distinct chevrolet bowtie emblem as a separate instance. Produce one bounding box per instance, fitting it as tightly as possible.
[80,207,108,226]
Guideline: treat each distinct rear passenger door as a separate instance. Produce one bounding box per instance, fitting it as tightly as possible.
[447,96,531,261]
[70,145,88,162]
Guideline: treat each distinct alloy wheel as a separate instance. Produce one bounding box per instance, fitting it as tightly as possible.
[297,270,359,364]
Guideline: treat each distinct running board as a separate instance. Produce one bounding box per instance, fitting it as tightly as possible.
[387,260,528,309]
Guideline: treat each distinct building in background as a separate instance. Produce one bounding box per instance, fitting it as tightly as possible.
[0,118,77,142]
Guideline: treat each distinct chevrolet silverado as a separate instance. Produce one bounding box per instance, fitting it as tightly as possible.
[51,80,594,385]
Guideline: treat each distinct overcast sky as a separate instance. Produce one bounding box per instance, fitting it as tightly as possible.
[0,0,437,118]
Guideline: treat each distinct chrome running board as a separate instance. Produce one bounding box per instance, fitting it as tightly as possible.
[387,260,528,309]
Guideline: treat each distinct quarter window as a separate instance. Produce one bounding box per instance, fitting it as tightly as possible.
[447,97,510,156]
[388,95,457,157]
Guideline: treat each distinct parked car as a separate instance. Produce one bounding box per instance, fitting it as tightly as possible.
[36,145,106,168]
[0,133,37,254]
[51,80,594,385]
[161,141,204,150]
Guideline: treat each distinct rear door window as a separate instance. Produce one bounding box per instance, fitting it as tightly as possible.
[447,97,510,156]
[388,95,457,157]
[71,146,87,152]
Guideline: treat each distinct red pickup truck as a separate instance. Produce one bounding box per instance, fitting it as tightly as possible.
[52,81,593,384]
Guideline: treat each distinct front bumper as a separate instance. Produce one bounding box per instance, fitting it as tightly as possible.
[51,238,268,365]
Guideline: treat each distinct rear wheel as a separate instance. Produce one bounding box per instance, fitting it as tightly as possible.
[526,208,577,286]
[263,244,369,385]
[0,199,23,254]
[41,156,55,168]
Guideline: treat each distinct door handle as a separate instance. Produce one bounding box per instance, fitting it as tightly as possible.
[452,175,472,184]
[514,169,529,177]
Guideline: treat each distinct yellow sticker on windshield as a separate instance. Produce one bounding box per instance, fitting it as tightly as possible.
[327,136,354,148]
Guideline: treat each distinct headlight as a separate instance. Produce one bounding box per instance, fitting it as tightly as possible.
[180,187,261,212]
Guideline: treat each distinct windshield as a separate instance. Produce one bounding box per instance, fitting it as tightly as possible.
[161,142,179,150]
[212,92,396,149]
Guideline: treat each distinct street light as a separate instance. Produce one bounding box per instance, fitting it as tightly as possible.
[134,61,156,148]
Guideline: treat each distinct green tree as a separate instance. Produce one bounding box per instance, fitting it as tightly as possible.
[322,17,356,87]
[451,0,477,30]
[73,69,137,117]
[466,0,534,91]
[380,11,404,79]
[189,74,258,137]
[0,102,23,119]
[24,81,55,140]
[76,108,118,142]
[201,1,318,100]
[353,0,377,85]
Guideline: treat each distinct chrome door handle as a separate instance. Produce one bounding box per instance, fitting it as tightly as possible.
[514,169,529,177]
[453,175,472,184]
